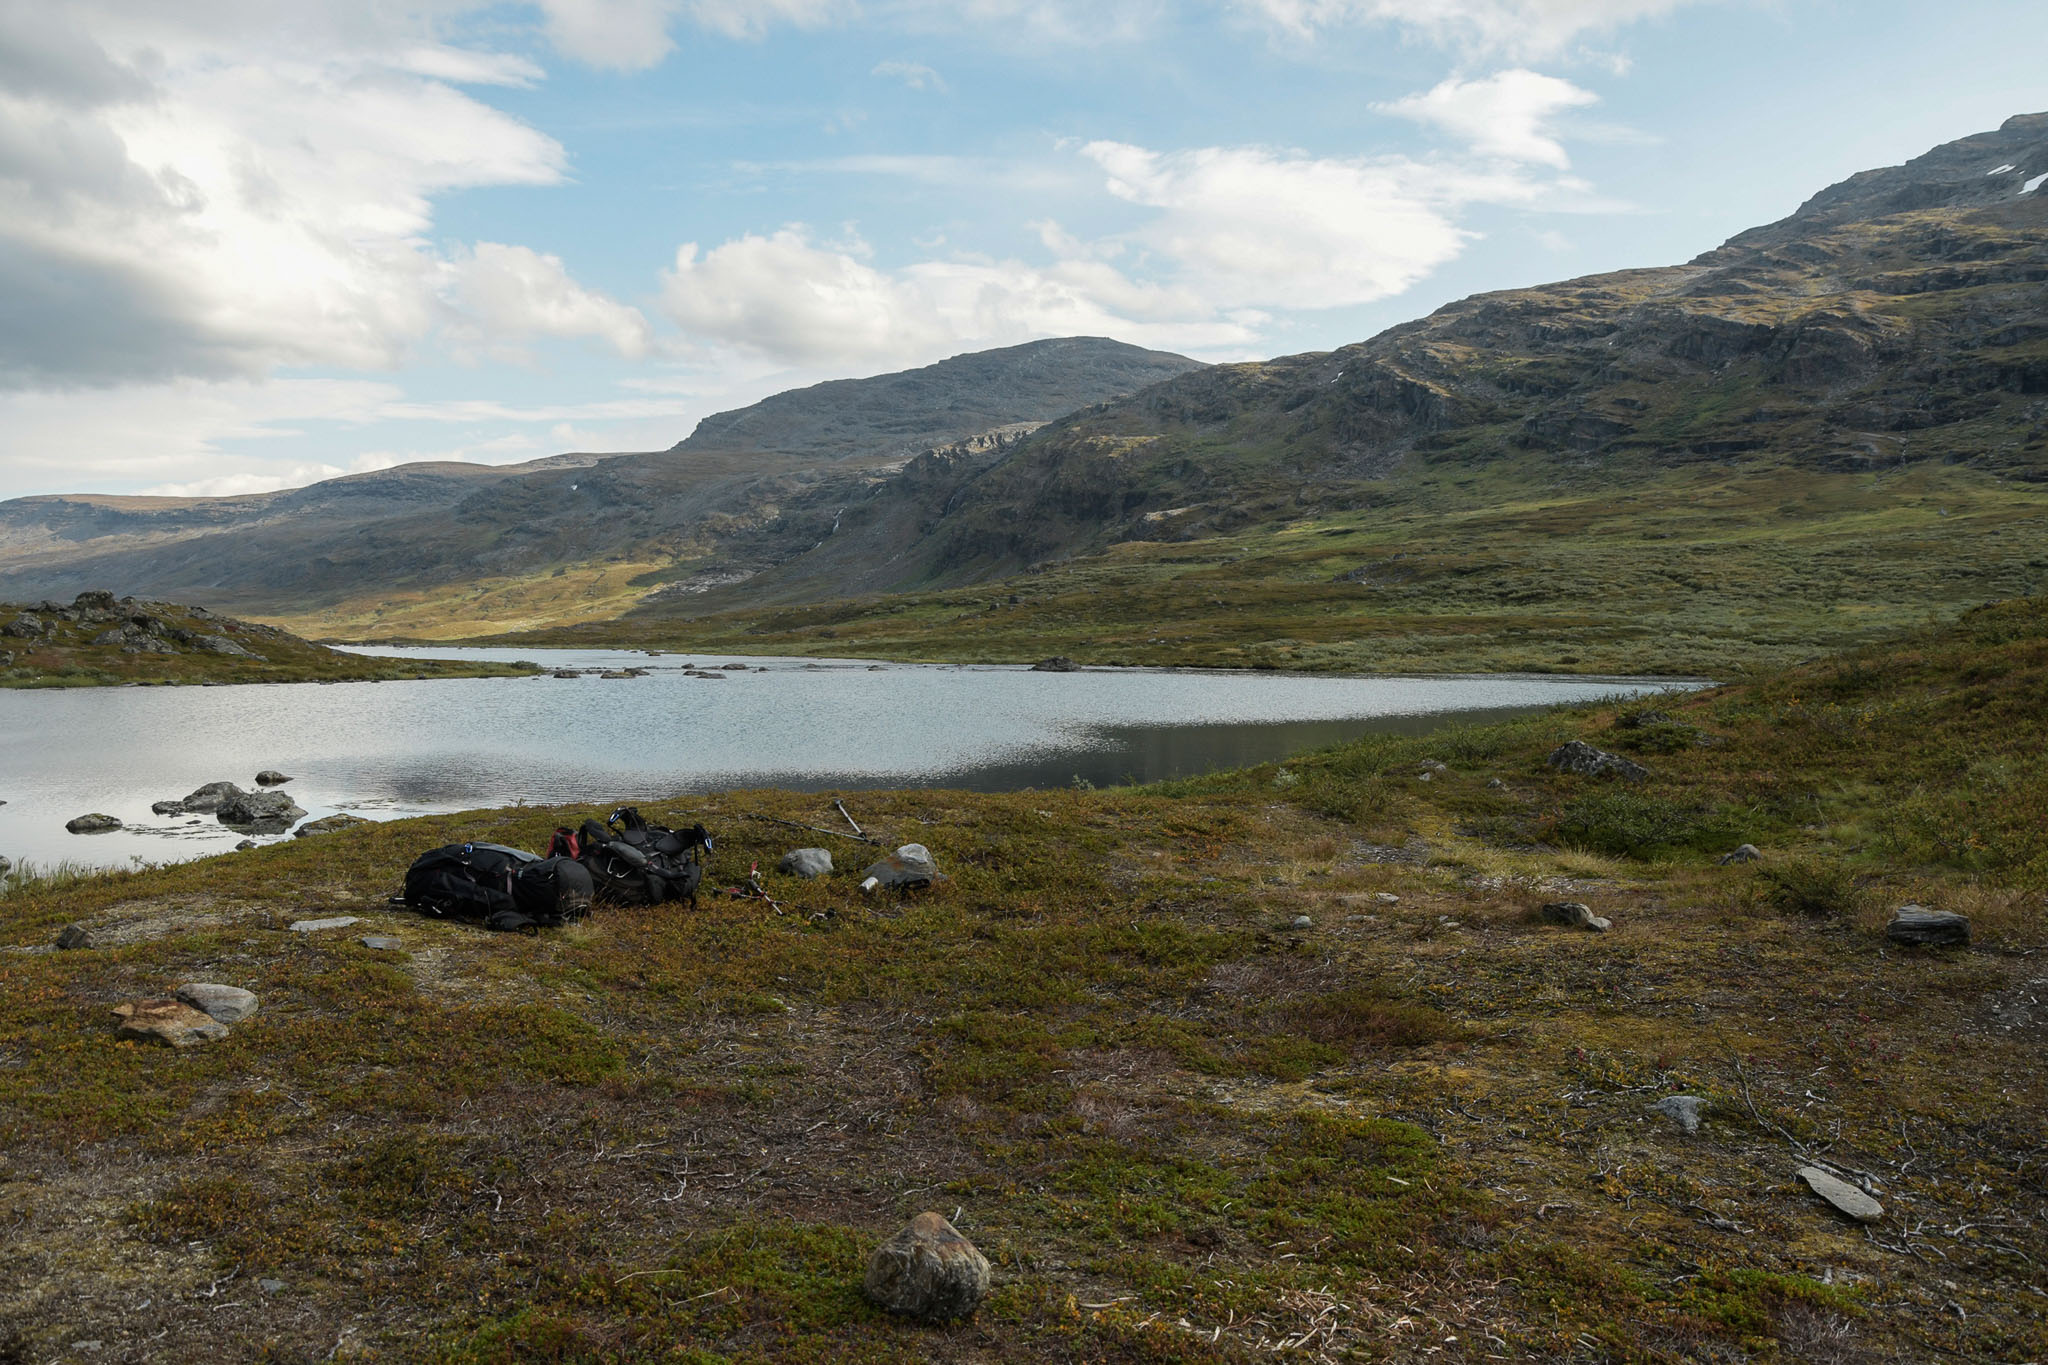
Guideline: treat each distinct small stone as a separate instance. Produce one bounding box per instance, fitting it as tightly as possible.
[1375,892,1400,904]
[1291,914,1313,929]
[1650,1095,1706,1134]
[1797,1166,1883,1223]
[1486,778,1508,790]
[65,813,122,834]
[113,999,228,1047]
[175,983,259,1023]
[235,839,257,851]
[1546,740,1650,782]
[258,1279,287,1295]
[1719,844,1762,865]
[779,848,834,878]
[1540,901,1611,932]
[294,813,371,838]
[55,924,94,950]
[360,936,404,951]
[1887,906,1969,947]
[289,916,361,932]
[254,770,293,786]
[863,1211,991,1321]
[1417,771,1433,782]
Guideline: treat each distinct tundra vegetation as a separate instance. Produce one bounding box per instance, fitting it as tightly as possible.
[2,597,2042,1360]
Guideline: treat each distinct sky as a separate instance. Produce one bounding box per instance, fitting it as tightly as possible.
[0,0,2043,499]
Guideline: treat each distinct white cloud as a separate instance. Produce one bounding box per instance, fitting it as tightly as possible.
[872,58,946,91]
[442,243,654,362]
[1082,140,1544,309]
[1236,0,1706,57]
[1377,69,1598,167]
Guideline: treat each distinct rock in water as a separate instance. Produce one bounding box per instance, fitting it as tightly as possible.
[55,924,94,950]
[294,813,370,838]
[166,781,247,814]
[65,813,122,833]
[1797,1167,1883,1223]
[216,789,305,826]
[863,1212,991,1321]
[1887,906,1970,947]
[1650,1095,1706,1134]
[1030,656,1080,672]
[254,770,293,786]
[1546,741,1650,782]
[113,1000,228,1047]
[1719,844,1762,865]
[779,848,834,878]
[175,983,259,1023]
[1540,901,1613,933]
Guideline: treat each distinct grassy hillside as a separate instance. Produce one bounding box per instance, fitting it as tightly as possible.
[3,599,2041,1359]
[0,593,535,687]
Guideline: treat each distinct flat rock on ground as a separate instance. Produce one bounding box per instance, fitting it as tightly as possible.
[112,1000,228,1047]
[1798,1166,1884,1222]
[288,916,360,933]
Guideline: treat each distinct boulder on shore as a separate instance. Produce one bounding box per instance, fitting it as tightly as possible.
[66,813,122,834]
[294,813,371,838]
[862,1212,990,1321]
[1030,656,1081,672]
[861,844,942,893]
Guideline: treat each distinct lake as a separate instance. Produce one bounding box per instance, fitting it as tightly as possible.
[0,648,1690,870]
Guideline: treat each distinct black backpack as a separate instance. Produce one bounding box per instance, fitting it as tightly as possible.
[563,807,711,908]
[401,842,594,933]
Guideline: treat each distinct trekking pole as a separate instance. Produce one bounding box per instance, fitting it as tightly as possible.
[833,799,864,838]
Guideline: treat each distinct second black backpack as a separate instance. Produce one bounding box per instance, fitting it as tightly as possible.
[572,807,711,908]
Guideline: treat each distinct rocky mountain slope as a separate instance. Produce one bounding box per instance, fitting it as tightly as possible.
[678,114,2048,607]
[0,339,1200,632]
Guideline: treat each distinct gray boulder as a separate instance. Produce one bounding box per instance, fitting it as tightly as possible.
[175,983,259,1023]
[65,813,122,834]
[55,924,94,950]
[216,789,305,826]
[1887,906,1970,947]
[72,590,118,613]
[862,1212,990,1321]
[1719,844,1762,865]
[861,843,942,893]
[1030,656,1081,672]
[779,848,834,878]
[2,613,48,638]
[254,770,293,786]
[1547,740,1650,781]
[163,781,247,814]
[1540,901,1612,933]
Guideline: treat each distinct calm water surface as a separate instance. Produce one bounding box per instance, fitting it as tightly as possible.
[0,648,1690,869]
